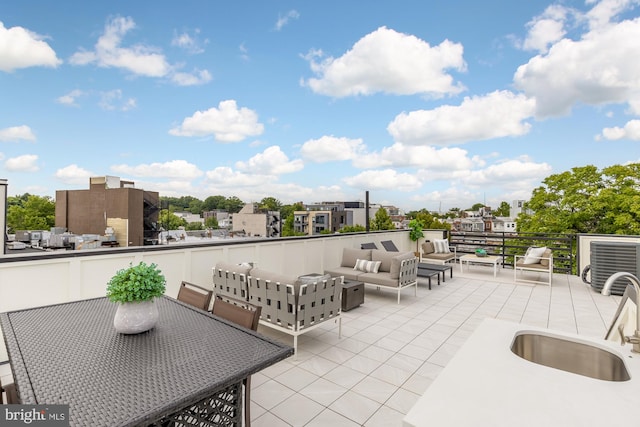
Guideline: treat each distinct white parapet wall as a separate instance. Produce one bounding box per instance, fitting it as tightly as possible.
[0,230,413,363]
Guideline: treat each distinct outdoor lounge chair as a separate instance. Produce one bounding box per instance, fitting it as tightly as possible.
[176,281,213,311]
[514,247,553,286]
[212,296,262,427]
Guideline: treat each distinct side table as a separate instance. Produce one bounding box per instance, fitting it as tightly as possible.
[342,280,364,311]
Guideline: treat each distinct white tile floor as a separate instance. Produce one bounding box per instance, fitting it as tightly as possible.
[0,268,622,426]
[250,268,621,427]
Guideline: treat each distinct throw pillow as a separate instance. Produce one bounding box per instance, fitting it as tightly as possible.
[421,242,434,255]
[523,247,547,264]
[353,259,382,273]
[433,239,450,254]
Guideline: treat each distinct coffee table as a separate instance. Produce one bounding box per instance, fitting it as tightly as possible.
[459,254,501,277]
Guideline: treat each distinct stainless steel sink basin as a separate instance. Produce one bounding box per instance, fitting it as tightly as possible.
[511,332,630,381]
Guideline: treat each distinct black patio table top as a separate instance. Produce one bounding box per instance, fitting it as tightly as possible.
[0,296,293,426]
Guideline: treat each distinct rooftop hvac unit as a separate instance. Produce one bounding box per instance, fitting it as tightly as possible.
[588,241,640,295]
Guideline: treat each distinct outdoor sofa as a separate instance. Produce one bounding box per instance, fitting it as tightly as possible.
[324,248,419,304]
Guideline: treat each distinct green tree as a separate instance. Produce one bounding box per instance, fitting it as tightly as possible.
[204,216,219,229]
[6,194,55,233]
[408,219,425,254]
[470,202,485,211]
[339,225,366,233]
[517,163,640,234]
[186,222,203,230]
[188,199,203,214]
[370,207,394,230]
[202,195,227,211]
[494,201,511,217]
[259,196,282,212]
[408,209,450,231]
[159,209,187,230]
[224,196,244,213]
[281,202,305,237]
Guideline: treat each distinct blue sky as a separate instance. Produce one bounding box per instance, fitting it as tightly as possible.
[1,0,639,212]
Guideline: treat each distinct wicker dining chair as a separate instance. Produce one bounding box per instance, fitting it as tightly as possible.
[212,296,262,427]
[1,378,18,404]
[176,281,213,311]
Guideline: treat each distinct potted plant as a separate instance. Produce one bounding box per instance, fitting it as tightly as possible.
[107,261,166,334]
[408,219,425,257]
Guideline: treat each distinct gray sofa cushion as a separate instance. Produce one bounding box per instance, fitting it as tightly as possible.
[371,249,397,273]
[423,252,455,262]
[341,248,372,267]
[390,252,416,279]
[250,267,299,292]
[358,271,397,287]
[215,261,252,276]
[298,273,332,285]
[324,266,361,281]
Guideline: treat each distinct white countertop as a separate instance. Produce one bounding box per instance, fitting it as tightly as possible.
[403,318,640,427]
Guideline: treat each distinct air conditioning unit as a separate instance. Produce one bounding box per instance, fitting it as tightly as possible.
[589,241,640,295]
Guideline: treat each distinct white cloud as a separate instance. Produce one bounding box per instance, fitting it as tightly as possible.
[171,29,207,54]
[99,89,136,111]
[585,0,640,30]
[0,125,36,142]
[236,146,303,175]
[600,119,640,140]
[300,136,365,162]
[355,143,480,171]
[343,169,422,192]
[303,26,466,97]
[54,164,94,184]
[171,69,212,86]
[520,5,569,53]
[169,99,264,142]
[458,158,552,190]
[57,89,86,106]
[70,16,170,77]
[514,14,640,117]
[0,21,61,72]
[388,90,535,146]
[111,160,203,179]
[239,43,249,61]
[5,154,39,172]
[275,10,300,31]
[204,167,274,187]
[70,16,211,85]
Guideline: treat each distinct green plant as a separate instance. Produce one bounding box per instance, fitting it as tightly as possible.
[408,219,425,253]
[106,262,166,303]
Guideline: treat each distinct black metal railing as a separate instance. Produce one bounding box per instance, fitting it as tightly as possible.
[449,231,576,274]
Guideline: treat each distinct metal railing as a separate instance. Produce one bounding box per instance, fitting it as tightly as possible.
[449,231,576,274]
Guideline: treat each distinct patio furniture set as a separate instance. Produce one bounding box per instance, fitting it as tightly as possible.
[0,239,553,423]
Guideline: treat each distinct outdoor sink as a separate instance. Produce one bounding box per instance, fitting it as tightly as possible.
[511,332,631,382]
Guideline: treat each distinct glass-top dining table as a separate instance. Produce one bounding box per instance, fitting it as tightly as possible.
[0,296,293,426]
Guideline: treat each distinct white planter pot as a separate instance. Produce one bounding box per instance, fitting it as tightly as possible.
[113,299,159,334]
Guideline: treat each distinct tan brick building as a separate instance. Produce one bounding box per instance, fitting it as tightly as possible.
[55,176,159,247]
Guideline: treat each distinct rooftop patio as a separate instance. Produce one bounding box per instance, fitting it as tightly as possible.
[245,269,620,426]
[0,232,630,425]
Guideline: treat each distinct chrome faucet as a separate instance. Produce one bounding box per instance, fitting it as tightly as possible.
[601,272,640,353]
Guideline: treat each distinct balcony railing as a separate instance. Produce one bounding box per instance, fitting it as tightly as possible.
[450,231,576,274]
